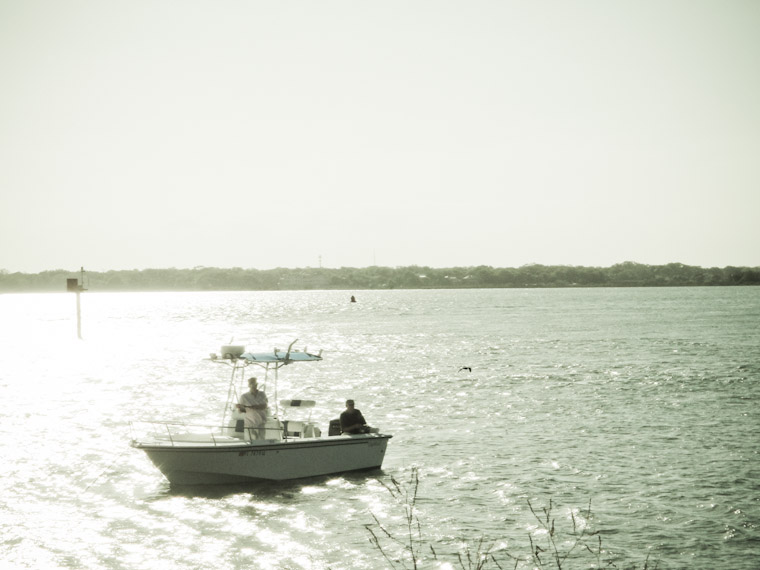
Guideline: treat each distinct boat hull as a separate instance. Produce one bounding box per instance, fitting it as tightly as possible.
[134,434,391,485]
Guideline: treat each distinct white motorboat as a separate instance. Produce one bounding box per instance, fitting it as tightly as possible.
[131,340,392,485]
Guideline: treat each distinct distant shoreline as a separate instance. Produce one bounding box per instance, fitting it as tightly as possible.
[1,262,759,293]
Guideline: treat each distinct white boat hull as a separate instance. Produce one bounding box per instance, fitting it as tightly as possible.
[135,434,392,485]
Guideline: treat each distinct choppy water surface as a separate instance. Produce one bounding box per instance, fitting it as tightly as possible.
[1,287,758,569]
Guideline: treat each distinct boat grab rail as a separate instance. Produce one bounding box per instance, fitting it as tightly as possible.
[129,420,287,447]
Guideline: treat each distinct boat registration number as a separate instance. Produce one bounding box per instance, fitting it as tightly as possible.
[239,450,266,457]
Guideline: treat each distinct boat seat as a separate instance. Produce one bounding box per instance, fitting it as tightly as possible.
[265,418,284,441]
[243,419,284,441]
[284,420,306,438]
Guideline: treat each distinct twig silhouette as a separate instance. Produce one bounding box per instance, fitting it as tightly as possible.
[367,469,657,569]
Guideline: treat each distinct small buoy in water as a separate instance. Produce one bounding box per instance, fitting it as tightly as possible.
[350,295,356,303]
[458,366,472,372]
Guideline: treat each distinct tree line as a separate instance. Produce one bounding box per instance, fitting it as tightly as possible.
[1,262,758,293]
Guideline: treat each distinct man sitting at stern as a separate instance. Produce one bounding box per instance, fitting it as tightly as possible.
[340,399,370,434]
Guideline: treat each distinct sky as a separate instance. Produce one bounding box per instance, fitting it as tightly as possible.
[1,0,759,273]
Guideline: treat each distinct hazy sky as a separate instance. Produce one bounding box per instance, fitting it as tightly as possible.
[1,1,758,273]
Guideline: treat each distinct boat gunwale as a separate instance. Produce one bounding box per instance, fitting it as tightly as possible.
[133,433,392,452]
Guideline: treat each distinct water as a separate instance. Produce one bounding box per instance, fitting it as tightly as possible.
[1,287,758,569]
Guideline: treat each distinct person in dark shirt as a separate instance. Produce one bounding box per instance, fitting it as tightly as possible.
[340,399,369,434]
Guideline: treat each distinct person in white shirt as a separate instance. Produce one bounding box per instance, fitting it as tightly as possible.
[237,377,269,439]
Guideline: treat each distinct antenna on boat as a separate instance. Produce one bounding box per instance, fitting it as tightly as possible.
[270,339,299,418]
[284,338,298,363]
[66,266,87,340]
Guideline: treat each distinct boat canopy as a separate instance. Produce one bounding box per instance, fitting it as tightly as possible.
[240,351,322,363]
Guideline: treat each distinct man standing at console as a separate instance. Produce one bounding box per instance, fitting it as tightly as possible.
[237,377,269,439]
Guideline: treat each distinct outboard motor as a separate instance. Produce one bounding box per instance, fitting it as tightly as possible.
[328,419,342,436]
